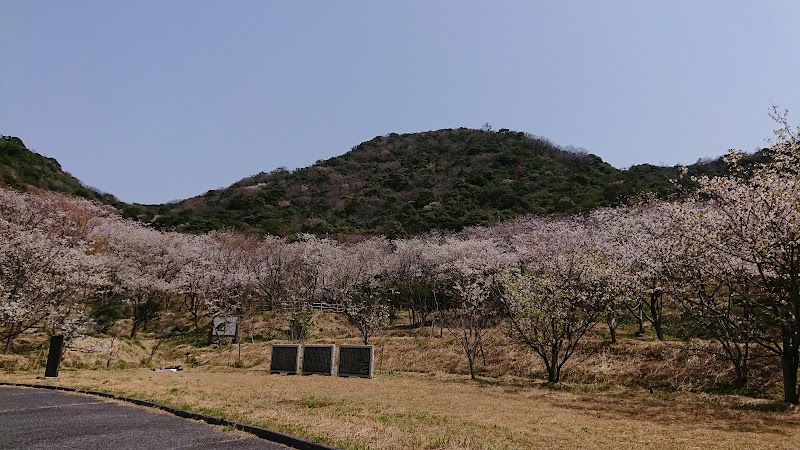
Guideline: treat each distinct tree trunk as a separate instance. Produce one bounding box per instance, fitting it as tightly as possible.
[730,342,749,386]
[733,360,748,386]
[3,332,13,354]
[547,344,561,383]
[546,364,560,383]
[131,300,145,338]
[130,317,140,338]
[781,335,799,404]
[649,292,664,341]
[636,302,645,336]
[468,355,476,380]
[607,313,617,344]
[653,318,664,341]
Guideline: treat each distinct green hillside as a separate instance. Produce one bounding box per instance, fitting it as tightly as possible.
[136,128,702,237]
[3,130,761,239]
[0,135,122,206]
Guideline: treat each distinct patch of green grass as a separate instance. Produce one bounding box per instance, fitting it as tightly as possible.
[168,329,210,348]
[124,337,145,349]
[652,390,675,401]
[539,381,573,392]
[427,434,449,447]
[110,360,133,369]
[300,395,333,409]
[731,400,791,413]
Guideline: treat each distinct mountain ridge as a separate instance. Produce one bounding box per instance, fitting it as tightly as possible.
[0,135,123,207]
[1,129,753,238]
[128,128,731,238]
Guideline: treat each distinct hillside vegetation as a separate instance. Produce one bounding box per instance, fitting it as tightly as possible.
[0,136,122,206]
[3,129,764,238]
[137,128,731,237]
[4,111,800,449]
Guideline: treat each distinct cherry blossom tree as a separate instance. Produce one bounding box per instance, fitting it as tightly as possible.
[600,198,685,341]
[583,208,642,344]
[249,235,296,311]
[341,280,392,345]
[176,234,215,330]
[665,214,759,385]
[198,231,255,319]
[95,219,193,337]
[498,217,610,383]
[435,233,516,376]
[688,107,800,402]
[290,234,339,309]
[442,276,496,379]
[385,236,441,327]
[335,237,393,344]
[0,188,109,352]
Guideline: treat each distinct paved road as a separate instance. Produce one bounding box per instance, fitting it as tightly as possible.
[0,386,292,449]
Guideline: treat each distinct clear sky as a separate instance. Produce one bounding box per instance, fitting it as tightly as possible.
[2,1,798,204]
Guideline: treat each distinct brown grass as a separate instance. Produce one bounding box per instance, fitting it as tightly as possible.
[0,313,794,449]
[2,368,799,450]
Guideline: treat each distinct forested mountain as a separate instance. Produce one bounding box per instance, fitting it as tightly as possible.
[0,135,122,207]
[133,128,745,238]
[1,129,762,238]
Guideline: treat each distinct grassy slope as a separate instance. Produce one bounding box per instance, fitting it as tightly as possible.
[1,312,794,449]
[3,368,797,449]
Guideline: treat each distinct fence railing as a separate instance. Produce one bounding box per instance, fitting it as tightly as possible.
[250,300,345,313]
[307,302,345,313]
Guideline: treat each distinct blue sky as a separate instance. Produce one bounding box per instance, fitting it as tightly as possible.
[2,1,798,204]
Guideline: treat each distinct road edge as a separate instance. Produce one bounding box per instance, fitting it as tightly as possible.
[0,381,339,450]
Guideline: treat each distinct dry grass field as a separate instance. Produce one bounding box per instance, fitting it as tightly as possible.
[2,368,800,450]
[1,312,798,449]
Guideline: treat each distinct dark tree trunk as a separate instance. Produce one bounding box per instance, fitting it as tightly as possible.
[547,344,561,383]
[636,302,645,336]
[607,313,618,344]
[781,335,799,404]
[649,292,665,341]
[131,301,145,338]
[468,356,476,380]
[546,365,560,383]
[130,318,140,338]
[3,330,13,354]
[652,318,664,341]
[734,360,748,386]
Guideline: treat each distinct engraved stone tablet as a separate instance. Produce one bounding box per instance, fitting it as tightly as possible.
[270,344,300,374]
[337,345,374,378]
[302,344,335,376]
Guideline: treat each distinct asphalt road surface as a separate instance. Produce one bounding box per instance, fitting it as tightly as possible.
[0,386,292,449]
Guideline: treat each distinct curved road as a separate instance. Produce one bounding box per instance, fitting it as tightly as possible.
[0,386,291,449]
